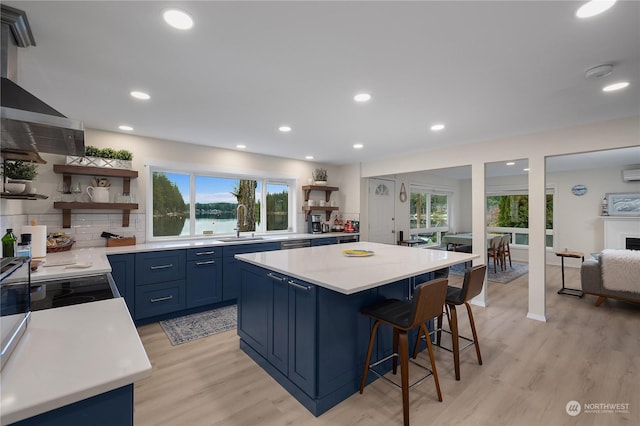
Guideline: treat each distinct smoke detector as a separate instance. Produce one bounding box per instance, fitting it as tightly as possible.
[584,64,613,79]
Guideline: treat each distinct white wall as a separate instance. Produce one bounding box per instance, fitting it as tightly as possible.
[548,165,640,256]
[2,128,342,243]
[358,115,640,321]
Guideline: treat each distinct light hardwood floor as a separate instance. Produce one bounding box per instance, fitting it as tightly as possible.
[134,265,639,426]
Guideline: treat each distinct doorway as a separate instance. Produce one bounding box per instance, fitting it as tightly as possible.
[367,178,396,244]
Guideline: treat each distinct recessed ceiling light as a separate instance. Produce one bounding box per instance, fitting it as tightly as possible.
[523,168,530,172]
[118,125,133,131]
[354,93,371,102]
[576,0,617,18]
[163,9,194,30]
[602,81,630,92]
[278,126,291,132]
[236,144,246,149]
[130,91,150,100]
[305,155,314,160]
[430,124,445,131]
[353,143,364,149]
[506,162,515,166]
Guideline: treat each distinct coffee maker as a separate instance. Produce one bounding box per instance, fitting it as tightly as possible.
[308,214,322,234]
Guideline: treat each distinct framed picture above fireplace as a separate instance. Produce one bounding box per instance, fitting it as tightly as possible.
[606,193,640,216]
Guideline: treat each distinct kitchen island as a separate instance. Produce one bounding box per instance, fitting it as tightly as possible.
[235,242,477,415]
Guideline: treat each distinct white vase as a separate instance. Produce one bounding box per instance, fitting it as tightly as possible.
[7,179,35,194]
[314,180,327,186]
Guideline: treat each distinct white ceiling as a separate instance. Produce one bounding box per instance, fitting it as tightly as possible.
[5,1,640,166]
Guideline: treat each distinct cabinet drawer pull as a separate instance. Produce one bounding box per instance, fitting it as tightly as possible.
[196,260,216,265]
[195,251,216,256]
[150,264,173,270]
[150,295,173,303]
[267,272,285,281]
[288,280,311,291]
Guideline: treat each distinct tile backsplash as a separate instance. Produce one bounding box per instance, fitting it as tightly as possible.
[2,213,146,249]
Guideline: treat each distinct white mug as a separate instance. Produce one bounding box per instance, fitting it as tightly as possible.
[87,186,110,203]
[308,199,315,207]
[319,200,326,207]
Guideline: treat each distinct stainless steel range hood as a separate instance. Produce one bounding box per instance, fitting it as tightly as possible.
[1,5,84,160]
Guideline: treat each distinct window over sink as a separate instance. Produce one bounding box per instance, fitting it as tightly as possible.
[150,168,293,240]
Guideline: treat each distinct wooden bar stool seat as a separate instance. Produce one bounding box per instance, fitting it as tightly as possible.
[415,265,487,381]
[359,278,448,426]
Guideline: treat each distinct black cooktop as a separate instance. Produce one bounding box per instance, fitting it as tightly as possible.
[31,274,118,311]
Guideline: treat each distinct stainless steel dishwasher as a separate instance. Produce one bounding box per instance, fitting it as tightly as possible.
[336,235,359,244]
[280,240,311,250]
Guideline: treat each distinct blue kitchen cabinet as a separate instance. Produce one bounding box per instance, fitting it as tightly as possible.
[12,384,133,426]
[107,253,135,315]
[267,271,289,374]
[222,242,280,301]
[134,250,186,320]
[186,247,222,308]
[237,264,272,357]
[311,237,337,246]
[286,276,317,397]
[238,263,317,398]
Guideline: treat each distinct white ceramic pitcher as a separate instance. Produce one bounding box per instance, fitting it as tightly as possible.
[87,186,110,203]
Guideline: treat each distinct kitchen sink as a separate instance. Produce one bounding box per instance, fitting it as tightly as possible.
[215,236,265,242]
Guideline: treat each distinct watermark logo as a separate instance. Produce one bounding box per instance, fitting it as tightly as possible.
[566,400,581,416]
[565,400,631,416]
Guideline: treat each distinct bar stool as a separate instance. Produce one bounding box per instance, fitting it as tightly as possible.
[415,265,486,381]
[359,278,448,426]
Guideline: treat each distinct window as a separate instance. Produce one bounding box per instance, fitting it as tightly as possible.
[409,186,449,245]
[151,169,293,239]
[486,192,554,248]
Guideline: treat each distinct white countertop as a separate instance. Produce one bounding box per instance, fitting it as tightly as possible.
[2,232,355,424]
[29,232,357,281]
[0,298,152,425]
[236,241,479,295]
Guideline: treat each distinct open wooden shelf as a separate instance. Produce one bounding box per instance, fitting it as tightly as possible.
[53,164,138,178]
[302,185,338,202]
[53,164,139,228]
[302,206,338,221]
[1,192,48,200]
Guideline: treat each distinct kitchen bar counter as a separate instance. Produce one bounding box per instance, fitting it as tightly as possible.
[235,242,478,415]
[0,298,152,425]
[236,241,478,294]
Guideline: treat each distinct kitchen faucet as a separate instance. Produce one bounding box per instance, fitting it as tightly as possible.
[235,204,247,238]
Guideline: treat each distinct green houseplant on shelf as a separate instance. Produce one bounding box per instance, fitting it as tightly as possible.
[313,168,328,185]
[66,146,133,169]
[2,160,38,194]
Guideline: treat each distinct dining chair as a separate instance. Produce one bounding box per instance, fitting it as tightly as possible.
[359,278,448,426]
[487,235,503,273]
[500,234,512,269]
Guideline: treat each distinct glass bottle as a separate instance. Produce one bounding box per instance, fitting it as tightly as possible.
[2,228,18,257]
[16,234,32,258]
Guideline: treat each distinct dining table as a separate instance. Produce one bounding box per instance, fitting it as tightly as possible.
[442,232,508,251]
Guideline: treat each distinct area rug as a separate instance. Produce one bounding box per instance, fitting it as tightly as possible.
[449,262,528,284]
[159,304,237,345]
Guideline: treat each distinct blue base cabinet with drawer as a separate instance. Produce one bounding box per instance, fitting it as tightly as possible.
[134,250,186,320]
[186,247,222,308]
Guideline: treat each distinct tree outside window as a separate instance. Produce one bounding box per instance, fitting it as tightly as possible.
[151,169,292,239]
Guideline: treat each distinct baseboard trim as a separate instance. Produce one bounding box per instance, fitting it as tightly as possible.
[526,312,547,322]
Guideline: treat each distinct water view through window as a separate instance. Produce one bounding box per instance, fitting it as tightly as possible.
[152,170,291,238]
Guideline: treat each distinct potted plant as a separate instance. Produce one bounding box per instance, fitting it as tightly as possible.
[66,146,133,169]
[2,160,38,193]
[313,168,328,185]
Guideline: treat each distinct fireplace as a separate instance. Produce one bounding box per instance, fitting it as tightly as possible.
[602,217,640,249]
[627,237,640,250]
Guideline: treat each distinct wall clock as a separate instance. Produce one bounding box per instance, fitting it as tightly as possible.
[571,184,587,196]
